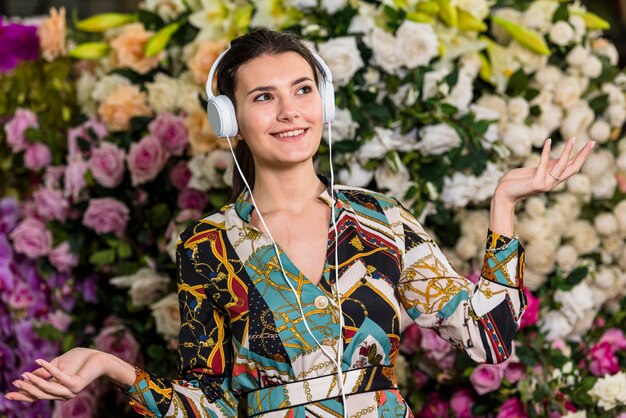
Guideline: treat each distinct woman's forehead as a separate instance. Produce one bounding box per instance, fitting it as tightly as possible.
[236,52,316,89]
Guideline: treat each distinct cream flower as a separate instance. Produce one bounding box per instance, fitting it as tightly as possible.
[549,21,575,46]
[371,28,402,74]
[151,293,181,338]
[565,220,600,255]
[566,45,589,68]
[589,119,611,144]
[395,21,439,69]
[338,159,374,188]
[418,123,461,155]
[38,7,67,61]
[592,38,619,66]
[322,107,358,142]
[525,241,557,275]
[555,245,578,273]
[583,150,615,179]
[502,123,532,157]
[613,200,626,236]
[141,0,188,20]
[540,310,573,341]
[110,267,171,307]
[561,103,595,140]
[554,76,584,109]
[185,108,221,155]
[97,85,152,131]
[507,97,529,124]
[186,39,228,85]
[110,23,163,74]
[594,212,619,236]
[588,372,626,410]
[318,36,364,86]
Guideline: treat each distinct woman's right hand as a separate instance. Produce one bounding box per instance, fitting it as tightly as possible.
[4,347,112,402]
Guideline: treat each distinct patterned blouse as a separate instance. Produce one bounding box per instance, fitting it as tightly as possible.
[122,175,526,417]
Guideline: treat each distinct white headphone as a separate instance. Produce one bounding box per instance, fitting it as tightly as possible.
[205,48,336,138]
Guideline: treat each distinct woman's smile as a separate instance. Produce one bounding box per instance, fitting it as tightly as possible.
[270,127,309,142]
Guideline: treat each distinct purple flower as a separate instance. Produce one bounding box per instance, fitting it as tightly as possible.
[148,112,189,156]
[169,161,192,190]
[0,197,20,233]
[3,108,38,152]
[23,142,52,170]
[0,235,13,267]
[82,197,130,237]
[48,241,79,273]
[7,280,37,310]
[0,18,40,73]
[0,265,17,301]
[177,188,208,211]
[9,217,52,259]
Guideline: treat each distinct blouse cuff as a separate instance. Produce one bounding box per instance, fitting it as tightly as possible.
[482,228,524,289]
[118,367,171,417]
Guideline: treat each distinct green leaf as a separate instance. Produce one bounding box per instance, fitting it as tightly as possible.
[516,345,538,366]
[147,344,166,359]
[588,94,609,116]
[89,249,116,266]
[117,242,133,259]
[506,69,530,97]
[137,9,165,30]
[149,203,171,227]
[564,266,588,287]
[552,3,569,22]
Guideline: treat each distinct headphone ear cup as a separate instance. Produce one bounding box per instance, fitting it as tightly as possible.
[319,79,335,124]
[207,95,238,138]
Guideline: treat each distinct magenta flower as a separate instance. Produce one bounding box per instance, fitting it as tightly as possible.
[177,188,208,211]
[94,324,141,365]
[0,197,20,234]
[417,392,449,418]
[496,397,528,418]
[148,112,189,156]
[588,341,620,376]
[520,288,539,329]
[88,142,126,188]
[450,388,475,418]
[599,328,626,351]
[169,161,192,190]
[127,135,169,186]
[470,363,504,395]
[0,18,40,73]
[51,392,97,418]
[48,241,79,273]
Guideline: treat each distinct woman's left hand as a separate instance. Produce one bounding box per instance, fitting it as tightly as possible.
[494,137,595,205]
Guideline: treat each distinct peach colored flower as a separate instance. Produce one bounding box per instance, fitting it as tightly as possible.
[110,23,163,74]
[38,7,67,61]
[187,39,228,85]
[97,85,151,131]
[184,108,223,155]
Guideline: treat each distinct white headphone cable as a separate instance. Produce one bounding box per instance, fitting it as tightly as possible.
[224,135,348,417]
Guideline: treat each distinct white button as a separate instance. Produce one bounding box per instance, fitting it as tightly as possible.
[314,295,329,309]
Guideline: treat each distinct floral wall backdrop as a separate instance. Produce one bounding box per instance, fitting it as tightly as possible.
[1,0,625,417]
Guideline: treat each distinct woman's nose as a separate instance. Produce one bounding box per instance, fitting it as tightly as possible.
[276,98,299,122]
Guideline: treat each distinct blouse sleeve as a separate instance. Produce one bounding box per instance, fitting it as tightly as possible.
[121,238,239,417]
[391,201,526,364]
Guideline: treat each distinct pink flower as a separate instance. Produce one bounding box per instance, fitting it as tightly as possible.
[169,161,192,190]
[450,388,475,418]
[587,341,619,376]
[417,392,448,418]
[400,324,421,355]
[52,392,97,418]
[504,361,526,383]
[64,156,88,201]
[23,143,52,170]
[469,364,504,395]
[599,328,626,351]
[126,135,169,186]
[67,119,108,157]
[4,108,38,152]
[46,309,72,332]
[82,198,129,237]
[177,188,208,211]
[520,288,539,329]
[32,187,68,222]
[9,217,52,258]
[7,281,37,310]
[496,397,528,418]
[48,241,79,273]
[148,112,189,156]
[94,324,140,364]
[420,328,452,361]
[412,369,429,389]
[88,142,126,188]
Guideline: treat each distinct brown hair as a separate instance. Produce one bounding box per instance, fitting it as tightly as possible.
[214,29,325,201]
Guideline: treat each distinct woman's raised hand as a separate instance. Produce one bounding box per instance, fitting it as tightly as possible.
[4,348,109,402]
[495,137,596,205]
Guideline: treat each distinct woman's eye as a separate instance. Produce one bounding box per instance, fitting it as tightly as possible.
[254,93,272,102]
[297,85,313,94]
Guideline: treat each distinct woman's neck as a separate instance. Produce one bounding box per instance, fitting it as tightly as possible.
[249,163,325,215]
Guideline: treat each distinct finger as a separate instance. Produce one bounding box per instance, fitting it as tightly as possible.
[35,359,75,389]
[560,140,596,180]
[551,137,576,176]
[5,390,38,403]
[23,372,75,399]
[29,367,52,380]
[11,380,63,401]
[535,138,551,180]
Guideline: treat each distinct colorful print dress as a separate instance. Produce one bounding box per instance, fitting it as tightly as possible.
[123,176,526,417]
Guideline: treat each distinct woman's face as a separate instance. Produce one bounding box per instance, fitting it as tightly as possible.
[233,51,323,171]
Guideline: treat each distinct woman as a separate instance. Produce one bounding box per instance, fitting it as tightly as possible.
[5,29,595,417]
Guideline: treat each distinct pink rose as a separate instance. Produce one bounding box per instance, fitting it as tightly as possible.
[469,364,504,395]
[48,241,79,273]
[588,341,619,376]
[520,288,539,329]
[46,310,72,332]
[177,188,208,211]
[67,119,108,157]
[32,186,68,222]
[4,108,38,153]
[450,388,475,418]
[504,361,526,383]
[148,113,189,156]
[64,156,88,201]
[169,161,192,190]
[599,328,626,351]
[400,324,421,355]
[82,198,129,237]
[420,328,452,361]
[412,369,429,389]
[7,281,37,310]
[23,143,52,170]
[52,392,97,418]
[89,142,126,188]
[9,217,52,258]
[126,135,168,186]
[496,397,528,418]
[94,324,140,364]
[417,392,448,418]
[44,166,66,188]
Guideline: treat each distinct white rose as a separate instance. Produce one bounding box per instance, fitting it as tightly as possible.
[150,293,181,338]
[441,172,477,208]
[91,74,132,103]
[553,193,582,222]
[561,102,594,140]
[601,235,624,260]
[556,245,578,272]
[322,107,357,141]
[537,103,563,134]
[318,36,364,86]
[562,410,587,418]
[363,67,380,86]
[525,241,557,275]
[619,246,626,270]
[549,21,575,46]
[602,83,625,106]
[146,73,180,113]
[456,0,491,20]
[521,1,556,33]
[524,269,547,291]
[476,94,508,129]
[459,210,489,244]
[566,45,589,68]
[582,56,602,79]
[544,208,568,236]
[76,72,98,116]
[469,104,499,147]
[502,123,532,157]
[554,76,583,109]
[589,119,611,144]
[444,72,474,113]
[371,28,402,74]
[338,159,374,188]
[594,212,619,236]
[554,281,594,324]
[321,0,347,14]
[507,97,529,124]
[374,154,410,196]
[616,152,626,171]
[540,310,573,341]
[141,0,187,19]
[510,40,549,73]
[607,104,626,128]
[455,236,479,260]
[517,215,550,243]
[529,124,550,147]
[286,0,316,9]
[395,21,439,69]
[524,196,546,217]
[582,150,615,179]
[588,372,626,410]
[594,266,618,291]
[422,67,449,100]
[110,267,171,307]
[568,15,586,43]
[565,220,600,255]
[474,163,502,202]
[533,66,562,90]
[418,123,461,155]
[592,174,617,200]
[613,200,626,236]
[569,311,596,341]
[592,38,619,66]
